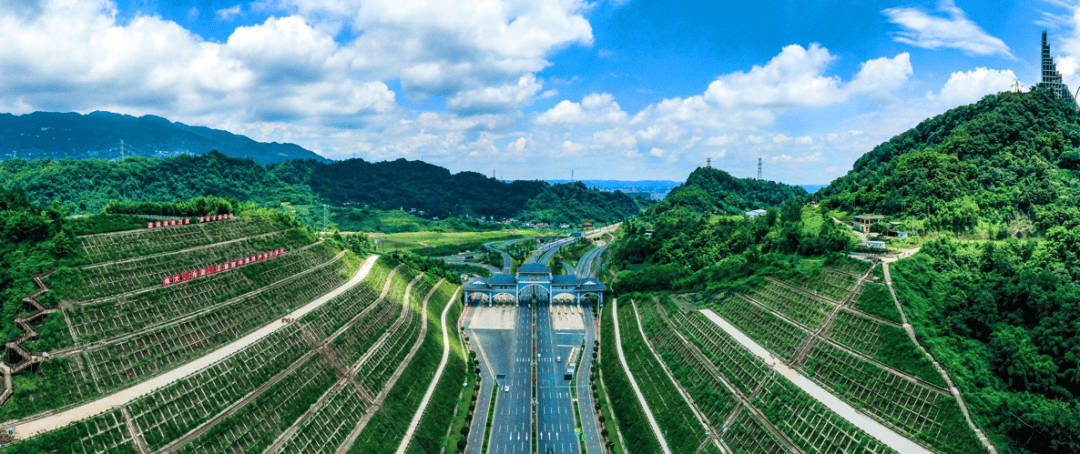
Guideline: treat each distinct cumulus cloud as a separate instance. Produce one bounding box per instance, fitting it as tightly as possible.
[702,44,911,109]
[883,0,1013,57]
[534,93,627,125]
[508,137,527,153]
[936,67,1016,105]
[288,0,593,112]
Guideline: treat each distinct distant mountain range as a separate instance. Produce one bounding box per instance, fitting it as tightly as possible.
[545,179,680,194]
[0,111,329,164]
[545,180,825,196]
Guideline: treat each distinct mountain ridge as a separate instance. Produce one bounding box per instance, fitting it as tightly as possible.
[0,110,330,164]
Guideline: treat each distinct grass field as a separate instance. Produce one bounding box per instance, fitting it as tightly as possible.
[371,230,543,255]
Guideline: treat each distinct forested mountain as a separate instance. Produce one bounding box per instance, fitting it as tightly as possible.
[0,111,329,164]
[656,167,808,214]
[0,152,642,224]
[0,152,310,213]
[612,167,835,291]
[521,181,641,224]
[810,89,1080,453]
[269,158,548,220]
[817,89,1080,233]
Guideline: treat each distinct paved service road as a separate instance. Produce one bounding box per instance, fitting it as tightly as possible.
[12,254,378,439]
[576,310,604,454]
[537,305,582,454]
[700,309,933,454]
[465,308,497,454]
[483,307,533,454]
[574,245,606,278]
[530,237,578,265]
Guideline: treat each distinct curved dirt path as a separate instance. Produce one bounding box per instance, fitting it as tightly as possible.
[10,254,380,440]
[881,262,998,453]
[611,298,672,454]
[395,287,461,454]
[629,299,724,453]
[334,277,442,454]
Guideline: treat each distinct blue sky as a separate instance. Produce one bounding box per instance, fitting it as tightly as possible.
[0,0,1076,184]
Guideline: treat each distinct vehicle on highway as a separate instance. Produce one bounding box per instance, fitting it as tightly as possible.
[503,385,509,392]
[557,356,561,362]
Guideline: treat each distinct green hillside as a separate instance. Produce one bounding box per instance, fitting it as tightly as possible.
[0,152,644,229]
[658,167,808,215]
[818,89,1080,234]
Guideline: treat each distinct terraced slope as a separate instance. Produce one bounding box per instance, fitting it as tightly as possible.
[0,214,469,454]
[631,261,985,454]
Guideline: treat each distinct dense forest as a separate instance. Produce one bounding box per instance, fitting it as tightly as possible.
[612,168,841,294]
[891,237,1079,453]
[0,152,644,227]
[659,167,809,215]
[520,181,642,224]
[0,110,327,164]
[817,89,1080,234]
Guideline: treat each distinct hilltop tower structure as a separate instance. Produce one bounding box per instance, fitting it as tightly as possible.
[1039,31,1077,105]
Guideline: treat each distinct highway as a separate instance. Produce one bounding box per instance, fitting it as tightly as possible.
[537,305,583,454]
[465,310,496,454]
[529,237,578,265]
[468,235,600,454]
[484,238,533,274]
[574,245,606,278]
[479,307,533,454]
[575,310,604,454]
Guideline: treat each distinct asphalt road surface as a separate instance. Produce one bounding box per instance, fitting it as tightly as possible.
[575,309,604,454]
[530,237,578,265]
[537,305,583,454]
[482,307,534,454]
[574,245,606,278]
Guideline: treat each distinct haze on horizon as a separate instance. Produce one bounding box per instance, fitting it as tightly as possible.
[0,0,1072,184]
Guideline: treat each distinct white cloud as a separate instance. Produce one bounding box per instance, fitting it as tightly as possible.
[508,137,527,153]
[773,134,792,143]
[216,5,242,20]
[795,136,813,145]
[703,44,911,109]
[534,93,627,125]
[706,135,735,146]
[446,75,542,112]
[936,67,1016,105]
[649,147,665,158]
[291,0,593,112]
[883,0,1013,57]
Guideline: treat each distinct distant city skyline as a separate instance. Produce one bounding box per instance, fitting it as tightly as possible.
[0,1,1073,184]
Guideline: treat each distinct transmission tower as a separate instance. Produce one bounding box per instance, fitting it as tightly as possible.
[322,204,328,238]
[120,140,125,160]
[757,158,763,180]
[706,157,712,168]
